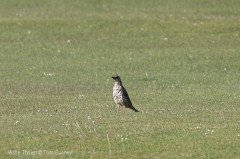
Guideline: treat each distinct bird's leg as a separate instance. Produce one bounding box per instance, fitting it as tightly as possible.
[117,105,120,112]
[124,106,126,113]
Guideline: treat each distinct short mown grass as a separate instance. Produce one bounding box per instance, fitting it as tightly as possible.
[1,0,240,158]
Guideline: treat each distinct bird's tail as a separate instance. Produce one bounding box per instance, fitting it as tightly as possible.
[133,108,139,112]
[128,105,139,112]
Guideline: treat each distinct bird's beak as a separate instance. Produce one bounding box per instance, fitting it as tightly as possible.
[112,76,114,79]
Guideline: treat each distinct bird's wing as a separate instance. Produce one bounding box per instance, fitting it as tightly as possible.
[121,86,133,106]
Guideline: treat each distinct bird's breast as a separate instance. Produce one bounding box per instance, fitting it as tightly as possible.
[113,85,123,103]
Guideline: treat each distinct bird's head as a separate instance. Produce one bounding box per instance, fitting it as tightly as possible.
[112,75,121,83]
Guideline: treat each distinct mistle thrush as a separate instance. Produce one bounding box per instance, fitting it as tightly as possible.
[112,75,139,112]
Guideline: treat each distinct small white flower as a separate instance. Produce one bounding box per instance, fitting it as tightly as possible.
[50,115,52,117]
[164,37,168,41]
[67,40,71,43]
[16,121,19,124]
[125,138,127,140]
[121,138,124,141]
[141,28,144,30]
[43,72,55,76]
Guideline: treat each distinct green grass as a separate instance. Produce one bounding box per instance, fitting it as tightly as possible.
[1,0,240,158]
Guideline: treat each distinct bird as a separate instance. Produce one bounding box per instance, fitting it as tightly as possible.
[112,75,139,112]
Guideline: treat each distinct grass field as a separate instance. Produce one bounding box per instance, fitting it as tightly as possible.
[1,0,240,158]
